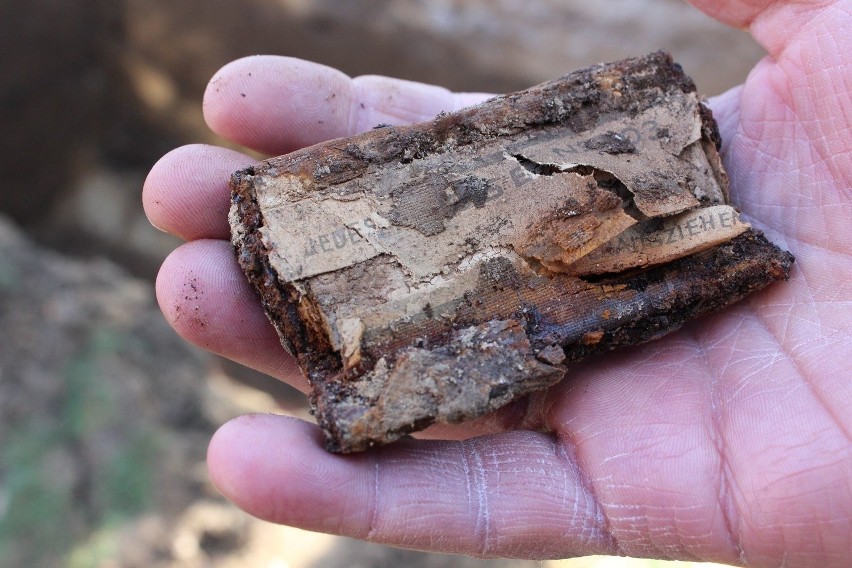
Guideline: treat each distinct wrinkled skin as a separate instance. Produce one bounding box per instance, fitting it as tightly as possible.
[143,0,851,565]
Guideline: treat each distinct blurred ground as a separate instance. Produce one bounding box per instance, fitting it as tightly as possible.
[0,0,764,566]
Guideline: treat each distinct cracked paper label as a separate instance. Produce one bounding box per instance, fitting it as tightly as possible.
[259,100,727,285]
[566,205,749,275]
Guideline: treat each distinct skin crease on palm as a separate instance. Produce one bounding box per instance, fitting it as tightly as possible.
[142,0,852,565]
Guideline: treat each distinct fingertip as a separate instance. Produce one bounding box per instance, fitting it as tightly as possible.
[155,240,308,389]
[207,414,370,529]
[206,414,301,515]
[206,414,256,507]
[155,240,216,342]
[202,57,255,142]
[203,55,354,154]
[143,146,191,235]
[143,144,255,240]
[155,239,262,345]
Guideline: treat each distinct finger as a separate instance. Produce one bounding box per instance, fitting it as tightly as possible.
[156,239,308,392]
[207,414,619,559]
[143,144,255,240]
[203,55,492,156]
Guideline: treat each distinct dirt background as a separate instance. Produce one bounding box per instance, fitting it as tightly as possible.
[0,1,764,566]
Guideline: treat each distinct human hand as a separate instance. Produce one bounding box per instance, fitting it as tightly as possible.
[143,0,852,564]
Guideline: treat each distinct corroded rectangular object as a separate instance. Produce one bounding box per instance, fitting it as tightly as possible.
[230,51,793,452]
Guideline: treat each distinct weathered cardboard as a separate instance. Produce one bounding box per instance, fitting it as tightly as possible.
[230,52,793,452]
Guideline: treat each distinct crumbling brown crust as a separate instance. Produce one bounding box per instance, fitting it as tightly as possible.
[230,51,794,452]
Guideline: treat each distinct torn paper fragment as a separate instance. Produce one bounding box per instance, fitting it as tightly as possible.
[566,205,749,275]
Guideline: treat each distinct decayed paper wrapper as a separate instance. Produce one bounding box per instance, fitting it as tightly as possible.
[230,52,793,452]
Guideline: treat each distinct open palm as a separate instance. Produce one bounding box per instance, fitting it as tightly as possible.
[144,0,851,565]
